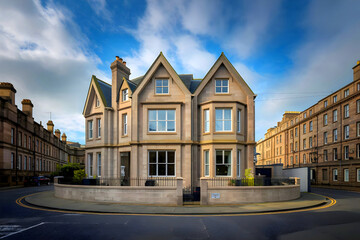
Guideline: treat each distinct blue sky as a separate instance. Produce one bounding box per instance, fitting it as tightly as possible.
[1,0,360,144]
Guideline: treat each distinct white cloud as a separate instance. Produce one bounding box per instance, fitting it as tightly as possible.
[87,0,112,22]
[0,0,104,144]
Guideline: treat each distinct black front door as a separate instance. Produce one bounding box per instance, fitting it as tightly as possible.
[120,152,130,186]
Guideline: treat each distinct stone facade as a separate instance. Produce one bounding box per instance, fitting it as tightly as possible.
[256,61,360,187]
[0,83,85,186]
[83,53,256,188]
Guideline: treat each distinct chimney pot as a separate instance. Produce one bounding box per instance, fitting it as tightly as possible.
[61,133,67,143]
[353,59,360,81]
[55,129,61,139]
[21,99,33,117]
[123,61,126,66]
[47,120,54,133]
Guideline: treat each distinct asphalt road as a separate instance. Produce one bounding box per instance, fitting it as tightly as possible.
[1,186,360,240]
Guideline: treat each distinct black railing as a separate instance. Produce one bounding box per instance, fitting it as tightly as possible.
[58,177,177,187]
[207,177,296,187]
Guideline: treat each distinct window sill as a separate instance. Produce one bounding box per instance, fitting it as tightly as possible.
[154,94,171,96]
[214,93,231,96]
[147,132,177,135]
[121,100,130,103]
[203,132,211,136]
[121,135,128,138]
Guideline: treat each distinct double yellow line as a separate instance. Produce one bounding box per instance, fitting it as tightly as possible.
[16,193,336,217]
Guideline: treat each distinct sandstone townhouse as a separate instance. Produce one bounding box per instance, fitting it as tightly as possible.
[256,60,360,187]
[83,52,256,188]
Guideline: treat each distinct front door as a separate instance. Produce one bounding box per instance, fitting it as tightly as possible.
[120,152,130,186]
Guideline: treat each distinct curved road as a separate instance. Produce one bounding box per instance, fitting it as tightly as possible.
[1,186,360,239]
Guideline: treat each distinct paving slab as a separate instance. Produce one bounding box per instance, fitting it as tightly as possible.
[23,191,329,215]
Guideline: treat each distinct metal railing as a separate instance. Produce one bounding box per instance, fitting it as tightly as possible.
[206,177,296,187]
[58,177,177,187]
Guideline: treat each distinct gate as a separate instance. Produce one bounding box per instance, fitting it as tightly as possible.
[183,186,200,204]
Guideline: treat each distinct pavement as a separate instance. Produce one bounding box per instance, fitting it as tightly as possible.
[22,191,330,215]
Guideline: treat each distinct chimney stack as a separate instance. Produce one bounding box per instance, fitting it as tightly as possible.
[110,56,130,107]
[353,60,360,82]
[61,133,67,143]
[47,120,54,133]
[21,99,33,117]
[55,129,61,139]
[0,82,16,105]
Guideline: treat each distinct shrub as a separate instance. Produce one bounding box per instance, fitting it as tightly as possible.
[73,169,86,184]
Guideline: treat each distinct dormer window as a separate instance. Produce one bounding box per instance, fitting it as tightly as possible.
[96,95,100,107]
[155,79,169,94]
[215,79,229,93]
[122,89,128,101]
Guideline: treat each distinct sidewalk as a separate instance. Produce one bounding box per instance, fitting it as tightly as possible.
[24,191,330,215]
[312,185,360,193]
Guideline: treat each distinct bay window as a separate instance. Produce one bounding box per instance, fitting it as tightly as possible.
[216,150,231,176]
[204,150,209,177]
[215,109,231,132]
[149,151,175,176]
[204,109,210,133]
[148,110,175,132]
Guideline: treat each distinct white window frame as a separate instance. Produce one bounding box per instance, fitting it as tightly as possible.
[88,120,93,139]
[97,118,101,138]
[155,79,169,94]
[215,150,232,177]
[333,129,338,142]
[204,150,209,177]
[237,110,241,133]
[333,169,338,181]
[333,109,337,122]
[344,146,349,160]
[123,114,128,135]
[96,95,100,107]
[215,108,232,132]
[148,151,176,177]
[122,88,128,101]
[344,125,349,139]
[237,150,241,177]
[344,169,349,182]
[97,153,101,177]
[88,154,93,177]
[344,104,349,118]
[215,79,229,94]
[148,110,175,132]
[204,109,210,133]
[324,114,328,125]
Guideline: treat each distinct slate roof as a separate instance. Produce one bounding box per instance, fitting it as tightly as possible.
[92,72,202,106]
[93,76,112,107]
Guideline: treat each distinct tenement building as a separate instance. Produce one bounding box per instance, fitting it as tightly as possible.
[83,52,256,188]
[0,82,85,186]
[256,60,360,187]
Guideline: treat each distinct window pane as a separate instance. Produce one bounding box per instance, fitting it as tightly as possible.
[222,80,228,86]
[162,80,168,86]
[224,151,231,164]
[158,121,166,131]
[216,151,223,164]
[163,87,169,94]
[156,87,162,94]
[167,121,175,131]
[156,80,162,86]
[224,121,231,131]
[167,110,175,120]
[158,110,166,120]
[149,110,156,121]
[167,152,175,163]
[204,151,209,164]
[224,109,231,119]
[158,164,166,175]
[158,152,166,163]
[215,121,222,132]
[205,165,209,176]
[149,121,156,131]
[215,80,221,86]
[215,109,223,120]
[222,87,228,92]
[149,152,156,163]
[149,164,157,175]
[167,164,175,176]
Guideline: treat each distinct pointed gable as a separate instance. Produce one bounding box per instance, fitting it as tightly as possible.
[132,52,191,96]
[194,53,255,97]
[83,75,111,115]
